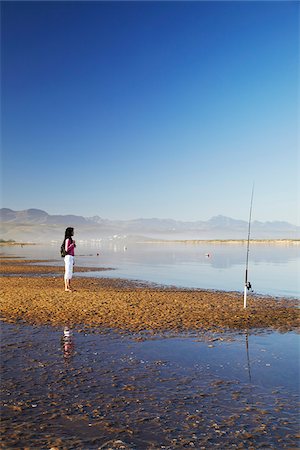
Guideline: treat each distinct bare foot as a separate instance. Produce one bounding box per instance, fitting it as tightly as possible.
[65,288,72,292]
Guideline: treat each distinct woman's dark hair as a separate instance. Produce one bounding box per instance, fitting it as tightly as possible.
[64,227,74,240]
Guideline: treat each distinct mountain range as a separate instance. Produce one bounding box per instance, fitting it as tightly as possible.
[1,208,299,242]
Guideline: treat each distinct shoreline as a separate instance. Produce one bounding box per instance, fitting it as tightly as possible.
[1,238,299,246]
[0,241,36,246]
[137,238,300,245]
[1,257,299,333]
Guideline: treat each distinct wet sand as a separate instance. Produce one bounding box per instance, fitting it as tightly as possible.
[0,258,114,275]
[1,322,299,449]
[1,258,299,333]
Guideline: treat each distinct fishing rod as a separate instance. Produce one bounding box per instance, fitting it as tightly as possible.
[244,184,254,309]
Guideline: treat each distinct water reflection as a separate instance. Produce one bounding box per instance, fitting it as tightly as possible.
[1,322,299,449]
[61,327,75,362]
[77,243,300,297]
[245,332,252,383]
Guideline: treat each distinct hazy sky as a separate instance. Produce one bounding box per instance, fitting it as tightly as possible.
[1,1,299,224]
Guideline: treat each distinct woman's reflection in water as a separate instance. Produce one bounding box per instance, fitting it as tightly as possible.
[62,326,75,362]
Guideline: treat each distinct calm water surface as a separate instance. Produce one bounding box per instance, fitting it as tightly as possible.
[2,241,299,298]
[1,322,299,448]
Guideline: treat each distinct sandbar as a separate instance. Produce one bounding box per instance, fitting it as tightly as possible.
[0,258,299,333]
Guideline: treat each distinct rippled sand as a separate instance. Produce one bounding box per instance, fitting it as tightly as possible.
[1,258,299,333]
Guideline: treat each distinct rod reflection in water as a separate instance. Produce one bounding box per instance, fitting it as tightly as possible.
[245,331,252,383]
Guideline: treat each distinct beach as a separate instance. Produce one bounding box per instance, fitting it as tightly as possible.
[1,257,299,449]
[1,258,299,333]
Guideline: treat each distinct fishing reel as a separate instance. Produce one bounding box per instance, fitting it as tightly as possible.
[246,281,253,292]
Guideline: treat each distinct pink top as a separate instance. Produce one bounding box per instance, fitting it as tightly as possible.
[65,238,75,256]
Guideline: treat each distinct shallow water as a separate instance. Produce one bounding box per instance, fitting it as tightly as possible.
[2,241,299,298]
[1,322,299,448]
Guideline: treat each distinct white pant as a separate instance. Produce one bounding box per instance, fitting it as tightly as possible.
[64,255,74,280]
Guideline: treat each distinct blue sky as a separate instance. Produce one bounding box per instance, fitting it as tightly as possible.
[1,1,299,224]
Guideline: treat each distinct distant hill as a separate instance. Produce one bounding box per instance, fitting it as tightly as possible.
[0,208,299,242]
[0,208,89,225]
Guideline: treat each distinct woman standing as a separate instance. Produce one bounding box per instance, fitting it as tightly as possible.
[63,227,76,292]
